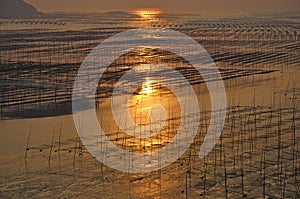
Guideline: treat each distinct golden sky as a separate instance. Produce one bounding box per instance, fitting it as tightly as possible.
[25,0,300,15]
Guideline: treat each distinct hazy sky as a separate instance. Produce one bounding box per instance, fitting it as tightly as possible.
[25,0,300,15]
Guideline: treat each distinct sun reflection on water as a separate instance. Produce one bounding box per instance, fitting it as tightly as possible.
[140,77,154,95]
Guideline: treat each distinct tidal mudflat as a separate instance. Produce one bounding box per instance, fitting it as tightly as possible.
[0,12,299,198]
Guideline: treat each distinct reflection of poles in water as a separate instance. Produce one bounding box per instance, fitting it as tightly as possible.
[58,119,63,174]
[277,98,282,188]
[24,126,32,172]
[291,81,297,176]
[202,152,207,198]
[222,133,228,199]
[48,126,55,170]
[241,107,245,199]
[72,136,77,176]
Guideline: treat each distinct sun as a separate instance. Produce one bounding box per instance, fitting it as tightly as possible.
[135,9,161,19]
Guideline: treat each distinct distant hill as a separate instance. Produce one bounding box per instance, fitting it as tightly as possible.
[0,0,42,18]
